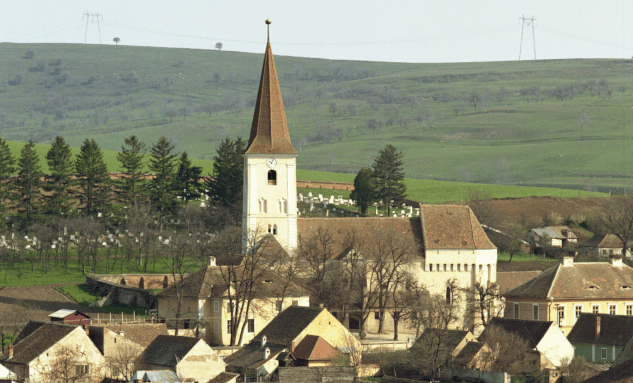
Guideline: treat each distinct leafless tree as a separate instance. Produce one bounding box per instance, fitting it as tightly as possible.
[478,324,531,374]
[579,108,590,130]
[32,344,104,383]
[467,189,496,226]
[298,227,339,308]
[495,221,529,262]
[105,341,141,381]
[460,279,502,333]
[601,196,633,259]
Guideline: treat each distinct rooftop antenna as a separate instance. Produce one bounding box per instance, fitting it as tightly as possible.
[266,19,271,43]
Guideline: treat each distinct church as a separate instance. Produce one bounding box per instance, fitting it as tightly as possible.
[241,25,498,335]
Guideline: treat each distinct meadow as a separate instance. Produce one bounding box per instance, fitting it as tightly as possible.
[0,43,631,193]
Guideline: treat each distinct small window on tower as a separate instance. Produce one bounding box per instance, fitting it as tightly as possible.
[272,224,277,235]
[268,170,277,185]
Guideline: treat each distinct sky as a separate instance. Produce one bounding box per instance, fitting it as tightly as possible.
[1,0,632,63]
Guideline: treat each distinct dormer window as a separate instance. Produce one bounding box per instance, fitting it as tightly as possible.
[589,286,599,290]
[624,286,631,290]
[267,170,277,185]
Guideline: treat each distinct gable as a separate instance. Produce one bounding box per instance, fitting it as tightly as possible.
[0,322,78,365]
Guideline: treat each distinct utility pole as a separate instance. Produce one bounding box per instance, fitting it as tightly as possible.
[519,15,537,61]
[82,11,104,44]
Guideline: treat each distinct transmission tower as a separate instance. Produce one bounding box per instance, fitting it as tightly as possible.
[519,15,537,60]
[82,11,104,44]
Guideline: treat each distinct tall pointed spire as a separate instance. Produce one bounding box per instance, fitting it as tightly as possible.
[245,20,297,155]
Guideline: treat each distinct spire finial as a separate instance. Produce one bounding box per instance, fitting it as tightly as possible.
[265,19,271,42]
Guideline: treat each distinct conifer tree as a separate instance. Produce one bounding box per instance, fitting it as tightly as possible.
[44,136,74,216]
[148,136,178,217]
[350,168,376,215]
[0,138,16,224]
[75,139,110,216]
[173,151,202,202]
[207,137,246,208]
[116,135,147,204]
[16,141,42,227]
[372,144,407,216]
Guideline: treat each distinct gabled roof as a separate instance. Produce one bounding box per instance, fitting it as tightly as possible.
[504,261,633,299]
[531,227,566,239]
[581,234,629,249]
[251,306,324,346]
[453,341,488,366]
[496,271,543,294]
[224,343,287,369]
[0,321,78,365]
[420,204,496,250]
[416,329,470,352]
[583,357,633,383]
[296,217,423,260]
[245,42,297,155]
[48,309,90,319]
[293,335,342,361]
[131,370,181,382]
[207,372,240,383]
[551,226,578,239]
[141,335,201,368]
[480,318,552,349]
[567,313,633,347]
[98,323,168,348]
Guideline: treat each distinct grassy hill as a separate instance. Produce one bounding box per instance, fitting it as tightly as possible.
[0,43,631,192]
[5,140,604,204]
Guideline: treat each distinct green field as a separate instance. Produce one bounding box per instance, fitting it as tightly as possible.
[0,43,631,192]
[58,284,147,317]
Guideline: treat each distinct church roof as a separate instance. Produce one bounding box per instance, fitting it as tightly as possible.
[245,42,297,155]
[419,204,496,250]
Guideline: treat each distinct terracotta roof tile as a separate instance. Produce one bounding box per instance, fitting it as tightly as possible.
[480,318,552,349]
[497,271,543,294]
[141,335,201,368]
[453,341,487,366]
[99,323,168,348]
[420,204,496,250]
[0,321,78,365]
[292,335,342,361]
[245,42,297,155]
[567,313,633,346]
[224,343,286,369]
[251,306,324,346]
[581,234,630,249]
[583,357,633,383]
[207,372,240,383]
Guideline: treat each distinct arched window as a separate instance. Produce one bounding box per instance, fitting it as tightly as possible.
[278,198,287,214]
[446,286,452,304]
[267,170,277,185]
[268,224,272,234]
[272,224,277,235]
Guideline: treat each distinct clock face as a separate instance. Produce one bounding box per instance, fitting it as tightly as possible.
[266,158,277,168]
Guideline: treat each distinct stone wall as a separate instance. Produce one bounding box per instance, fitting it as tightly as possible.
[296,180,354,191]
[278,366,355,383]
[86,274,183,309]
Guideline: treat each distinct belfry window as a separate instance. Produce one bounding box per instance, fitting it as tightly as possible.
[268,224,277,235]
[268,170,277,185]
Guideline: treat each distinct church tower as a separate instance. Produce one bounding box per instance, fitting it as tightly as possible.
[243,22,298,252]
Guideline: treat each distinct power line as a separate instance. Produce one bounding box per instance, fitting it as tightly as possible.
[83,11,104,44]
[519,15,536,60]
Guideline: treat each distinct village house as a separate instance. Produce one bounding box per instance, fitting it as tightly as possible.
[567,313,633,363]
[156,256,310,347]
[451,341,495,371]
[0,321,105,383]
[579,233,632,259]
[136,334,230,383]
[479,318,574,371]
[503,255,633,335]
[415,328,477,364]
[224,306,360,380]
[530,226,577,248]
[48,309,91,325]
[88,323,168,356]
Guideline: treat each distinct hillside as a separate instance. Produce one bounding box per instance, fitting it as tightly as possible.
[0,43,631,192]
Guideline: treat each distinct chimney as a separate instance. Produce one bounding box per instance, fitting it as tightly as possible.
[208,256,216,267]
[561,256,574,267]
[595,316,601,340]
[261,335,267,348]
[319,303,324,309]
[610,253,623,267]
[8,343,13,358]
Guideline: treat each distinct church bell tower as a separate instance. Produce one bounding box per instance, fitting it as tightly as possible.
[242,20,298,253]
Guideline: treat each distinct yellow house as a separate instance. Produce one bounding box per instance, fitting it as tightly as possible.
[503,255,633,335]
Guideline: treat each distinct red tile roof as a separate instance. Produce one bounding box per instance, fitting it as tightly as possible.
[245,42,297,155]
[420,204,496,250]
[292,335,342,361]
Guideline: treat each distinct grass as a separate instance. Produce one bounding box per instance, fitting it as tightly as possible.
[0,43,630,192]
[58,283,147,318]
[497,252,558,262]
[1,334,17,349]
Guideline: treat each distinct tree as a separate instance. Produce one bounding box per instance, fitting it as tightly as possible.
[0,138,16,224]
[349,168,375,215]
[173,151,202,202]
[372,144,407,216]
[148,136,178,220]
[16,141,42,227]
[44,136,74,216]
[601,196,633,260]
[461,279,503,333]
[106,342,140,381]
[116,135,147,204]
[298,226,341,309]
[163,107,177,123]
[579,108,590,130]
[32,343,103,383]
[478,324,531,374]
[75,139,110,216]
[113,37,120,45]
[206,137,246,208]
[495,221,528,262]
[215,42,223,51]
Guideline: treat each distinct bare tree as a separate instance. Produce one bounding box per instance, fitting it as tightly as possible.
[495,221,528,262]
[298,227,339,308]
[467,189,496,227]
[32,344,104,383]
[460,279,502,333]
[579,108,590,130]
[478,324,531,374]
[601,196,633,261]
[106,342,141,381]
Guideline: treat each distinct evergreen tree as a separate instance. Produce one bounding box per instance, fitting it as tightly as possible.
[372,144,407,216]
[207,137,246,207]
[44,136,73,216]
[0,138,16,224]
[16,141,42,227]
[350,168,376,215]
[75,139,110,216]
[148,136,178,217]
[173,151,202,202]
[116,135,147,204]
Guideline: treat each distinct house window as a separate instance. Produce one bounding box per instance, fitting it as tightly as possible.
[533,304,539,320]
[267,170,277,185]
[214,300,219,312]
[557,306,565,326]
[227,320,232,334]
[592,304,600,314]
[609,305,617,315]
[374,311,380,320]
[76,365,89,376]
[627,305,633,316]
[446,286,452,304]
[514,303,520,318]
[575,305,582,320]
[214,321,219,334]
[247,319,255,333]
[292,299,299,306]
[601,348,607,359]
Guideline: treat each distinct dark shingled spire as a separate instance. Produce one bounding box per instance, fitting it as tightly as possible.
[245,40,297,155]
